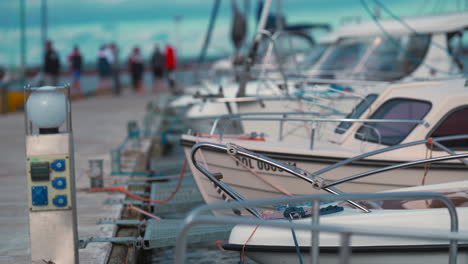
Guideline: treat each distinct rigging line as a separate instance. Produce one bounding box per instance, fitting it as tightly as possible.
[360,0,454,75]
[197,0,221,65]
[373,0,465,59]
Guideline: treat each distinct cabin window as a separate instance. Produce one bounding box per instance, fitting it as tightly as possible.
[335,94,378,134]
[429,107,468,149]
[355,98,431,145]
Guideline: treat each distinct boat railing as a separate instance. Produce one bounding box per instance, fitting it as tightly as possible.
[174,191,462,264]
[209,112,429,148]
[191,141,370,213]
[191,139,468,208]
[309,134,468,180]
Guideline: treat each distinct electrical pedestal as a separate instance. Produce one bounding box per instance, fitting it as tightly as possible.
[25,85,79,264]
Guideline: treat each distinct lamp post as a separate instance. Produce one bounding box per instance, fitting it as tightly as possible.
[24,85,79,264]
[41,0,48,56]
[20,0,27,86]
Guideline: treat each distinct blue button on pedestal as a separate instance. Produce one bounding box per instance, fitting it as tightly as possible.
[53,195,68,207]
[52,177,66,189]
[51,159,66,171]
[32,186,48,206]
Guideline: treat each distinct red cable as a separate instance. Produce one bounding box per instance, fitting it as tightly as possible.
[89,158,188,203]
[241,225,260,263]
[128,204,161,220]
[422,137,434,186]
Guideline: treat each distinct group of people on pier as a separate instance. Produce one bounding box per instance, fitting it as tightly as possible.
[43,40,177,96]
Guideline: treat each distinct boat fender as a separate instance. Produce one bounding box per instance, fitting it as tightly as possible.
[283,205,344,219]
[320,205,344,216]
[283,206,308,219]
[330,83,354,93]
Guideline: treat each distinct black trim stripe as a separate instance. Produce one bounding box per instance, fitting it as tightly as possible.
[223,243,468,254]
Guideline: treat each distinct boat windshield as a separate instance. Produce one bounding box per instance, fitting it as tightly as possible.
[294,43,329,71]
[312,34,431,81]
[315,37,372,78]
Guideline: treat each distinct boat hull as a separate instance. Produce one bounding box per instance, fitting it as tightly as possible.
[223,244,468,264]
[182,138,468,210]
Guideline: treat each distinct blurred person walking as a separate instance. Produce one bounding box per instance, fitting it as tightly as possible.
[96,45,112,94]
[109,43,121,96]
[67,45,83,96]
[128,46,144,94]
[150,44,165,93]
[43,40,61,86]
[0,66,10,85]
[164,44,177,94]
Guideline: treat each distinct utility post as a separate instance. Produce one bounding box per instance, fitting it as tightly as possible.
[24,85,79,264]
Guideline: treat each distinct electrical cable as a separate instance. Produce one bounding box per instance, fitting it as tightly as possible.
[289,216,304,264]
[89,158,187,204]
[128,204,161,220]
[240,225,260,263]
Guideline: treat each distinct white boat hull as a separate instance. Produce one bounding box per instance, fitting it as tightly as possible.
[227,206,468,264]
[182,136,468,210]
[237,246,468,264]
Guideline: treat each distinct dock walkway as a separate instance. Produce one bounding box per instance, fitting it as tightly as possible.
[0,93,154,264]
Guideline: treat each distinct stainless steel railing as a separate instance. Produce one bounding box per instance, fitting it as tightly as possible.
[191,141,370,213]
[209,113,429,148]
[190,135,468,210]
[174,192,463,264]
[308,134,468,180]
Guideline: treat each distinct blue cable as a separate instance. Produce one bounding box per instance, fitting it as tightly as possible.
[289,217,304,264]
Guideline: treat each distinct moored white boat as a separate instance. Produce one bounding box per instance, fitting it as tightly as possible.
[182,78,468,206]
[224,181,468,264]
[178,11,468,136]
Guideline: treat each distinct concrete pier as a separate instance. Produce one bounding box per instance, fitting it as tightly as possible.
[0,93,154,264]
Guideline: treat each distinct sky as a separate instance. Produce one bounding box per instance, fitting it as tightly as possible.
[0,0,466,68]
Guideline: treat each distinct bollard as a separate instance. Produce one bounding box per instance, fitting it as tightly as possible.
[127,120,138,138]
[143,113,152,136]
[144,102,155,135]
[111,149,121,174]
[127,120,141,148]
[88,159,104,188]
[310,128,315,150]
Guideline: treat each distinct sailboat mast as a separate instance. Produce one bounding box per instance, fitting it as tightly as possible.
[236,0,273,97]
